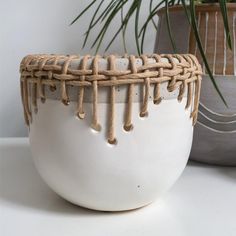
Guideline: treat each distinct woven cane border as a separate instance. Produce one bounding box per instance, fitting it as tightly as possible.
[20,54,202,144]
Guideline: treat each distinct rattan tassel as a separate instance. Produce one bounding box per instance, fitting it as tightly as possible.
[153,55,163,105]
[107,55,117,144]
[124,55,136,131]
[191,76,202,125]
[140,55,150,117]
[37,78,46,103]
[31,82,38,113]
[91,56,101,131]
[185,82,193,110]
[61,56,76,105]
[61,80,69,105]
[20,79,29,126]
[166,55,177,92]
[189,54,202,124]
[76,55,88,119]
[38,57,51,103]
[154,83,162,105]
[178,81,186,102]
[23,78,32,124]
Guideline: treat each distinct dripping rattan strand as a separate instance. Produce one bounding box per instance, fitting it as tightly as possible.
[20,54,202,144]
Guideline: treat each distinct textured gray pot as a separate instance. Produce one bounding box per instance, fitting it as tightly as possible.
[154,4,236,166]
[191,75,236,166]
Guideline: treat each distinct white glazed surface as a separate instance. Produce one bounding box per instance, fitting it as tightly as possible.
[29,98,193,211]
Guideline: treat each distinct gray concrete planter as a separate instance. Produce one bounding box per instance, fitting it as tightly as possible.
[155,3,236,165]
[191,75,236,166]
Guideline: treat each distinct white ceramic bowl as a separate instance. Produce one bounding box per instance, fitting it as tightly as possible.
[21,55,201,211]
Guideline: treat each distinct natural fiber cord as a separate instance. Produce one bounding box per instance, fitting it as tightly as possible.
[20,54,202,144]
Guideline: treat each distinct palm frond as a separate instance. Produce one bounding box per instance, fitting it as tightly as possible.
[70,0,97,25]
[165,0,177,52]
[71,0,233,105]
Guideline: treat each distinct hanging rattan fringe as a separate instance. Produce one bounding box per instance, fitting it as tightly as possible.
[20,54,202,144]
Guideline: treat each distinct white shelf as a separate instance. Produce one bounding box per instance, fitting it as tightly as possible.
[1,138,236,236]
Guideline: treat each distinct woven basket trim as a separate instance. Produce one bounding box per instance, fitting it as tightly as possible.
[20,54,202,144]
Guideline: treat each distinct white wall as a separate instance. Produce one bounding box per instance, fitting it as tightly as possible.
[0,0,158,137]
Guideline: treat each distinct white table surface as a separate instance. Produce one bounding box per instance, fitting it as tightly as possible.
[1,138,236,236]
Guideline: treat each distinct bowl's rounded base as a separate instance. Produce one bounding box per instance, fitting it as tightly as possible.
[29,98,192,211]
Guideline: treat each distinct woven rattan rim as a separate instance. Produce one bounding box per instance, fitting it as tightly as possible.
[20,54,202,144]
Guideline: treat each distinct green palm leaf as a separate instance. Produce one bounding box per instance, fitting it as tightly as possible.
[70,0,233,106]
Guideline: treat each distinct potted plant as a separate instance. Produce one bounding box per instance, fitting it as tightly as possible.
[155,1,236,165]
[21,54,201,211]
[71,0,236,166]
[20,1,203,211]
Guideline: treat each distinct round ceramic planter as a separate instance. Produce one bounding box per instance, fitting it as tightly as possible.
[155,3,236,166]
[20,54,202,211]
